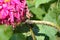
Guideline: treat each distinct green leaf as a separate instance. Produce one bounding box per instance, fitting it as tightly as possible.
[30,7,46,20]
[0,25,13,40]
[10,24,30,40]
[10,33,26,40]
[36,36,45,40]
[33,9,59,40]
[44,10,58,24]
[36,24,57,40]
[27,0,35,8]
[35,0,51,7]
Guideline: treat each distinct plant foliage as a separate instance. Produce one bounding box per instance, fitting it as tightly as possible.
[0,0,60,40]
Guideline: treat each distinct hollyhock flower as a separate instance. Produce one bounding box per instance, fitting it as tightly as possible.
[0,0,30,28]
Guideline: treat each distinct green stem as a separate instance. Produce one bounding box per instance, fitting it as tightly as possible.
[57,0,59,9]
[30,26,36,40]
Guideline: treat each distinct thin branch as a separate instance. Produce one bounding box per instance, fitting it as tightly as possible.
[25,20,60,32]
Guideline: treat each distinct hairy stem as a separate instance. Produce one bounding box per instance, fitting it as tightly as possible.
[25,20,60,32]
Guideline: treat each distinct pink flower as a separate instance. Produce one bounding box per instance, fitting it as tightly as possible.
[0,0,29,28]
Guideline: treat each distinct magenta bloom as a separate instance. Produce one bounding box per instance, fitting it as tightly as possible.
[0,0,29,27]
